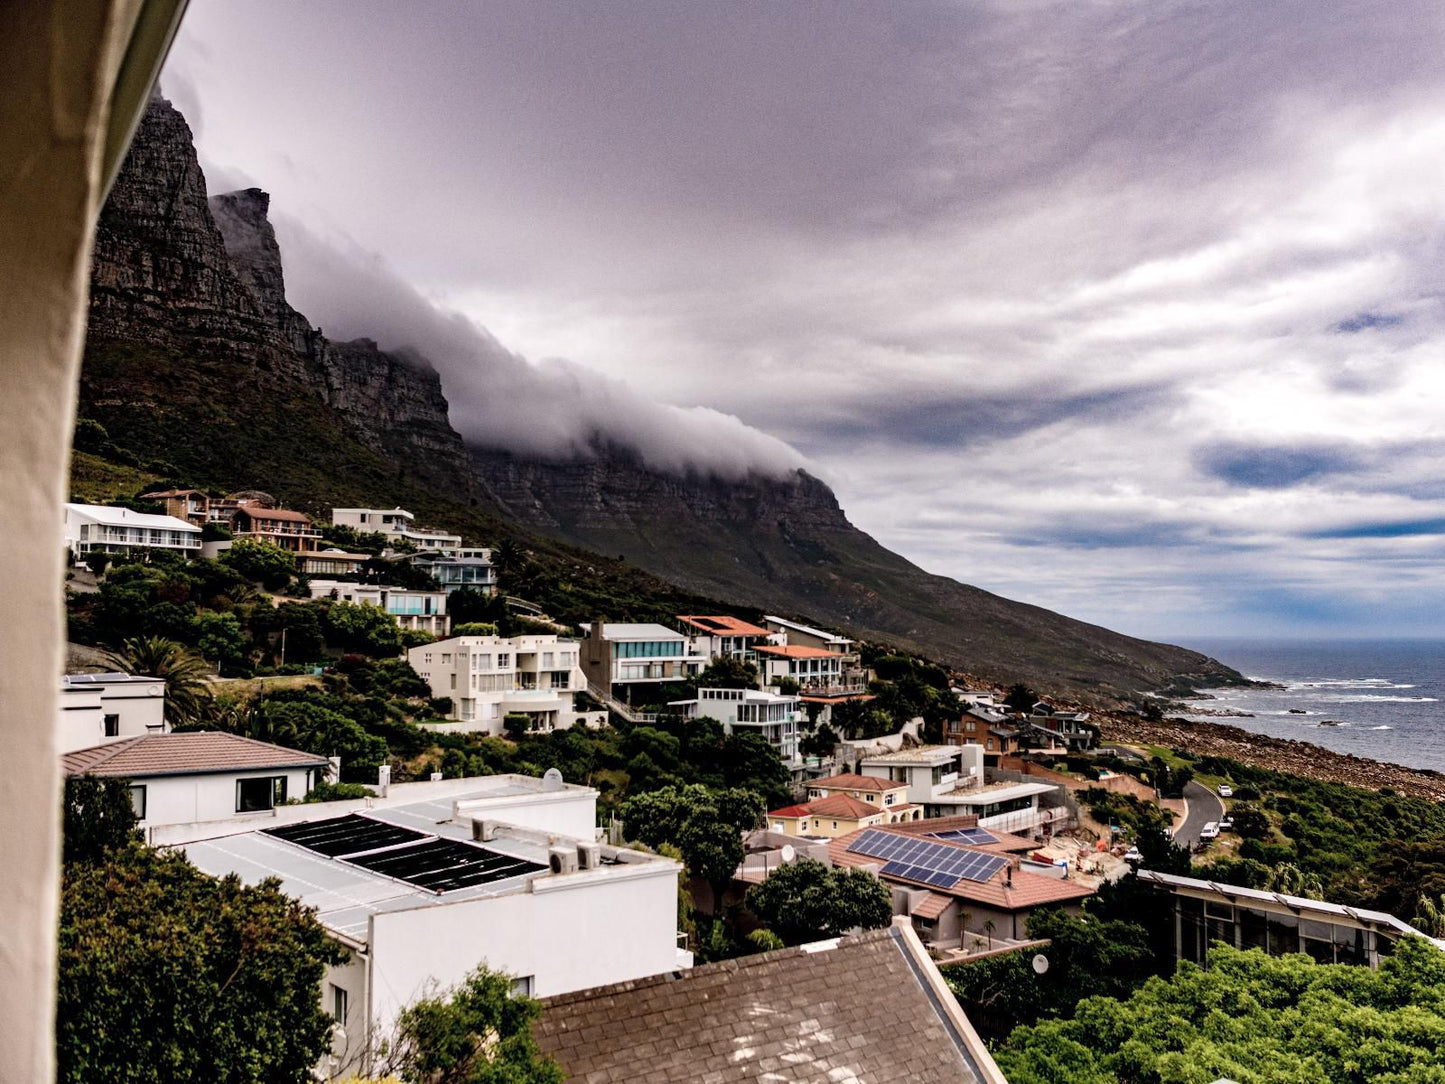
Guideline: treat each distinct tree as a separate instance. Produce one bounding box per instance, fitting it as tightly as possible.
[194,611,248,675]
[694,655,757,690]
[235,698,389,782]
[83,551,110,577]
[1003,683,1038,714]
[324,600,403,656]
[503,713,532,740]
[57,844,343,1083]
[378,965,563,1084]
[220,537,296,589]
[982,918,996,950]
[119,635,214,727]
[1230,802,1271,839]
[1412,894,1445,937]
[800,722,840,760]
[994,938,1445,1084]
[451,621,498,637]
[1135,823,1193,875]
[62,775,139,863]
[619,784,763,916]
[745,859,893,945]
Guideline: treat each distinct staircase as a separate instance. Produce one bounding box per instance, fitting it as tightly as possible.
[585,680,648,725]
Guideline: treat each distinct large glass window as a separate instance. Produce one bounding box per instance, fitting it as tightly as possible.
[1267,912,1299,955]
[1239,907,1269,953]
[129,784,147,820]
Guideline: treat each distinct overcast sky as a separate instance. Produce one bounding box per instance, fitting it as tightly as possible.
[161,1,1445,643]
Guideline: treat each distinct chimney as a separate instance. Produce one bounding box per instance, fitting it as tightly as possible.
[377,764,391,797]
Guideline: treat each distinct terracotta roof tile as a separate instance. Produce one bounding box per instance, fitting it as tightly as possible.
[536,927,989,1083]
[804,793,883,820]
[63,732,328,778]
[768,804,813,819]
[754,644,845,659]
[676,615,771,637]
[808,772,903,792]
[911,892,952,920]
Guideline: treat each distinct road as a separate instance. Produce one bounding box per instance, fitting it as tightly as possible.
[1173,779,1225,850]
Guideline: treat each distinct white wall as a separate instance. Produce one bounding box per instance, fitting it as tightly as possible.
[134,766,316,830]
[367,861,680,1039]
[457,790,597,839]
[58,679,166,752]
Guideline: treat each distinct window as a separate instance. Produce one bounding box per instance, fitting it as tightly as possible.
[330,983,348,1021]
[511,976,534,997]
[103,713,120,737]
[129,784,147,820]
[236,776,286,813]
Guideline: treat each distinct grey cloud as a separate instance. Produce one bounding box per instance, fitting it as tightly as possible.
[271,219,807,482]
[1193,441,1365,489]
[1332,312,1405,334]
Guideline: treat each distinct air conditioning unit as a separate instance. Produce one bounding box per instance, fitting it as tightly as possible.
[549,845,579,875]
[577,841,602,870]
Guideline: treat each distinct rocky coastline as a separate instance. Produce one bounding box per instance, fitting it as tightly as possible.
[1100,712,1445,802]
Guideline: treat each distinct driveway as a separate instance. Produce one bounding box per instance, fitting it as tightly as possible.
[1173,779,1225,850]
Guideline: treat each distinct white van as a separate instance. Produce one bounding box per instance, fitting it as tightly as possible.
[1199,821,1220,842]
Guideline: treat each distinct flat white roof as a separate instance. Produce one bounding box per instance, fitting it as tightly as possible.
[600,623,684,640]
[932,782,1058,805]
[62,672,165,687]
[181,791,669,944]
[861,745,965,766]
[332,507,414,519]
[65,503,200,532]
[763,615,853,644]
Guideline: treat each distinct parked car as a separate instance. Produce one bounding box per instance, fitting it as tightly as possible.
[1199,821,1220,841]
[1123,845,1143,863]
[1219,815,1234,832]
[1217,783,1233,798]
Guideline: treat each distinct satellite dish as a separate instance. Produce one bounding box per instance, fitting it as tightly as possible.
[780,844,796,863]
[1032,954,1049,975]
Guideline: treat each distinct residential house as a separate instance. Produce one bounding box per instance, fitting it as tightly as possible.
[58,672,167,753]
[767,794,890,838]
[63,732,330,831]
[579,621,702,701]
[675,614,771,662]
[807,772,919,823]
[1026,702,1096,751]
[762,614,856,654]
[755,644,867,697]
[534,919,1008,1084]
[63,503,201,560]
[308,579,450,637]
[330,507,462,553]
[182,781,689,1080]
[138,487,211,527]
[859,744,1067,835]
[829,819,1093,948]
[411,552,497,596]
[946,700,1020,763]
[1136,869,1442,969]
[299,548,371,577]
[408,634,601,734]
[233,505,323,553]
[669,687,803,763]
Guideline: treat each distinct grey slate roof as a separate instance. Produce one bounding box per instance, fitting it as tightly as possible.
[535,925,999,1083]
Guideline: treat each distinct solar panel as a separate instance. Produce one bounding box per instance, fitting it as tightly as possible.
[927,827,1000,846]
[346,838,546,892]
[264,814,429,857]
[849,828,1008,885]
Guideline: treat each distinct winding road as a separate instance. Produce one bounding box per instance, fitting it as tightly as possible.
[1173,779,1225,850]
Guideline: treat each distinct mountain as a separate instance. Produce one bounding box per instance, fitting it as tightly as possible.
[78,94,1242,702]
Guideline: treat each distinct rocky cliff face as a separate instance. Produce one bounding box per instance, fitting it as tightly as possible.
[85,94,476,501]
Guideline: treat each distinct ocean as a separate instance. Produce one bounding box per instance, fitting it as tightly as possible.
[1177,639,1445,774]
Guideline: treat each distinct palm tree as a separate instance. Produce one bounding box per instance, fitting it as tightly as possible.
[1412,895,1445,938]
[983,918,997,950]
[118,635,214,729]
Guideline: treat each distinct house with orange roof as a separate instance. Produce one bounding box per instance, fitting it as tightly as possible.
[767,793,889,838]
[805,772,920,823]
[755,643,868,697]
[676,614,772,663]
[827,821,1094,949]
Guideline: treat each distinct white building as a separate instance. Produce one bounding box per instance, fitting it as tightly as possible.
[308,579,450,637]
[754,644,868,696]
[579,622,702,698]
[668,687,803,763]
[408,634,602,734]
[858,744,1063,833]
[762,615,855,654]
[330,507,463,553]
[411,552,497,596]
[63,502,201,560]
[63,732,330,831]
[675,614,771,662]
[181,779,688,1080]
[58,672,167,753]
